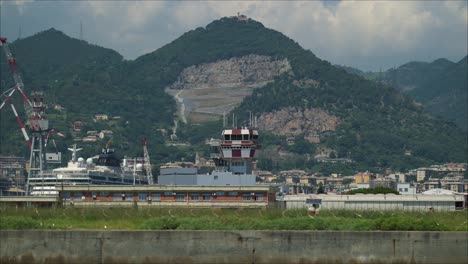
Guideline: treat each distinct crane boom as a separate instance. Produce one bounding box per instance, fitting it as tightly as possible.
[0,37,34,117]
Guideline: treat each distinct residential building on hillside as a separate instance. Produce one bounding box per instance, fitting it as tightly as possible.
[423,179,441,191]
[417,169,427,182]
[397,183,417,195]
[95,114,108,121]
[370,179,396,189]
[73,121,84,131]
[354,172,374,184]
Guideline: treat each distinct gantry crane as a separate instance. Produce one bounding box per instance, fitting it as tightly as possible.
[142,136,154,184]
[0,37,64,194]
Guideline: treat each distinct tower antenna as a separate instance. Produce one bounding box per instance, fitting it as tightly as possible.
[80,21,83,41]
[223,111,226,128]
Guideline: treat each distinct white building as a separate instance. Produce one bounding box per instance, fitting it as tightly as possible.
[397,183,417,195]
[281,193,465,211]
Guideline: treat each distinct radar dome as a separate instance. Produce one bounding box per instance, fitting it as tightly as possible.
[78,157,84,163]
[86,158,93,164]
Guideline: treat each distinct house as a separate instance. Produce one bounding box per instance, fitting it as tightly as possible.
[397,183,417,195]
[87,131,98,136]
[82,136,97,142]
[73,121,84,131]
[99,130,113,139]
[423,179,441,191]
[53,104,65,112]
[236,12,248,21]
[95,114,108,121]
[416,169,427,182]
[354,172,374,184]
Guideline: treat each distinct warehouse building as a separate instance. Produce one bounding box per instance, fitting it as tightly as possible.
[280,193,466,211]
[58,185,277,208]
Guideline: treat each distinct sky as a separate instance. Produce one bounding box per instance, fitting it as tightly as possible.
[0,0,467,71]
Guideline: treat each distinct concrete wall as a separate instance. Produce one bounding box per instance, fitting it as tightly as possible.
[1,230,466,264]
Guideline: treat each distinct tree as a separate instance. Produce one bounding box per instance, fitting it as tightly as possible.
[317,183,325,194]
[342,178,353,186]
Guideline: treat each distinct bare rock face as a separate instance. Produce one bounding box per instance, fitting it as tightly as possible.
[166,54,292,124]
[257,107,339,142]
[169,55,291,90]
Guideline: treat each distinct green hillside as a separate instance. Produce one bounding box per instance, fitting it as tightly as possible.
[406,56,467,130]
[1,17,466,173]
[358,57,467,130]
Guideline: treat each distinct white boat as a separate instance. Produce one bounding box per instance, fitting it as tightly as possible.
[28,145,149,196]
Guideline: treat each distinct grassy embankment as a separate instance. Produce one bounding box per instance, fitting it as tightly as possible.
[0,207,466,231]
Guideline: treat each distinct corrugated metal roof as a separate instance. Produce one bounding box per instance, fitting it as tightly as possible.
[283,193,464,202]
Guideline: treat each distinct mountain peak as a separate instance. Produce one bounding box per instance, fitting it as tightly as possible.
[457,55,467,65]
[13,27,74,45]
[430,58,454,68]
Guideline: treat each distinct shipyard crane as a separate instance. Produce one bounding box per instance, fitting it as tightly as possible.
[0,37,64,194]
[142,136,154,184]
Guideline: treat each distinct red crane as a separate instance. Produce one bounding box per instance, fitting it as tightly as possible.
[0,37,65,194]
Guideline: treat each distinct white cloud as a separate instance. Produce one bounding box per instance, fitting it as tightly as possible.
[2,0,466,70]
[8,0,34,15]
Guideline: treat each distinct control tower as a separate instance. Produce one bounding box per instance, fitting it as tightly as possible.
[209,128,259,174]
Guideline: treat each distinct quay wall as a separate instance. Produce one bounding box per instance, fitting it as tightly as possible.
[1,230,467,264]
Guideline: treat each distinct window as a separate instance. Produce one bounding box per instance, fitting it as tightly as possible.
[138,192,147,201]
[242,193,251,200]
[190,194,199,200]
[202,194,211,201]
[243,135,249,140]
[152,193,161,201]
[228,192,238,196]
[214,175,218,180]
[176,194,185,201]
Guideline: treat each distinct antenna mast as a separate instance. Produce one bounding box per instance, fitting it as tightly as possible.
[80,21,83,41]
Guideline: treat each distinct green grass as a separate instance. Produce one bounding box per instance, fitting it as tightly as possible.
[0,206,466,231]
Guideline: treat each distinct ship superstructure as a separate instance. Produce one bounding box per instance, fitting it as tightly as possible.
[28,145,149,196]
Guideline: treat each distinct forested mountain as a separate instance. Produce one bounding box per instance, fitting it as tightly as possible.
[0,17,466,174]
[344,57,467,130]
[404,57,467,130]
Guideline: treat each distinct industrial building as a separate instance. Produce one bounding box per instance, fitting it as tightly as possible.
[57,184,277,208]
[280,193,466,211]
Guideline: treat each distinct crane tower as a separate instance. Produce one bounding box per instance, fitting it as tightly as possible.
[0,37,64,194]
[142,136,153,184]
